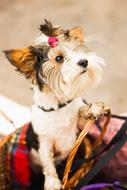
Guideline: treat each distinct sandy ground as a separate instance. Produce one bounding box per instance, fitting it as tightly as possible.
[0,0,127,113]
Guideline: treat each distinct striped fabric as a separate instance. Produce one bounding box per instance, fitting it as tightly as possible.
[0,123,31,190]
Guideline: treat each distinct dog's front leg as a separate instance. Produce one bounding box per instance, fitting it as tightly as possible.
[38,137,61,190]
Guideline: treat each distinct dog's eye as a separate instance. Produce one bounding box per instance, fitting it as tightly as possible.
[55,55,64,63]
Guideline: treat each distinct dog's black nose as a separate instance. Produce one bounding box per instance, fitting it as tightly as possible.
[78,59,88,68]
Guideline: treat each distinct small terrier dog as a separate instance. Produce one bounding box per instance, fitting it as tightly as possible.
[4,20,105,190]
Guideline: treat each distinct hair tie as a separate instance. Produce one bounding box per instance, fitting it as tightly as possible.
[48,37,59,47]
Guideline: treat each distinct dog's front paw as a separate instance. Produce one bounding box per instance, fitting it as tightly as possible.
[88,102,105,119]
[44,176,61,190]
[90,102,110,119]
[79,102,110,121]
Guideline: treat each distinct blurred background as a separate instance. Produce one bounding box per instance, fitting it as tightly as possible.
[0,0,127,113]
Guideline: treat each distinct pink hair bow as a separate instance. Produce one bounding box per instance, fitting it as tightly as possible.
[48,37,59,47]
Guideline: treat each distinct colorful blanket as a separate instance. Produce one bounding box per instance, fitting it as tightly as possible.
[0,123,31,189]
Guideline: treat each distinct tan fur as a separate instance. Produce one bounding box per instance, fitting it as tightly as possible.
[4,47,36,82]
[69,27,84,43]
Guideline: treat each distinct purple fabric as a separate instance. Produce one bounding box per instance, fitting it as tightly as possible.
[80,182,124,190]
[80,183,112,190]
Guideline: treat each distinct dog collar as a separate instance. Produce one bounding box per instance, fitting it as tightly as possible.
[37,100,72,112]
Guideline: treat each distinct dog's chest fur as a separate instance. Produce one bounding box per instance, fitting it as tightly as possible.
[31,93,84,160]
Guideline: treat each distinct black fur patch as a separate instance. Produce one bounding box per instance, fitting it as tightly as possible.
[40,19,64,37]
[26,123,39,151]
[31,45,50,90]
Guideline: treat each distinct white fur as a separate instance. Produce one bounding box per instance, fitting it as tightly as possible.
[35,33,49,45]
[32,91,84,158]
[32,89,84,189]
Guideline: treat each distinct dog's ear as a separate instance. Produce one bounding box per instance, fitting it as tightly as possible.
[69,26,84,43]
[4,46,37,80]
[4,45,49,87]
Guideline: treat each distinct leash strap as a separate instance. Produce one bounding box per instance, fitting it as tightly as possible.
[111,114,127,120]
[74,118,127,189]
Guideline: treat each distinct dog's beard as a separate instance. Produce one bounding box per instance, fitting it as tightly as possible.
[40,52,105,102]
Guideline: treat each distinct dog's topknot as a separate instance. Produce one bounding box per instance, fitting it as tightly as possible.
[40,19,65,37]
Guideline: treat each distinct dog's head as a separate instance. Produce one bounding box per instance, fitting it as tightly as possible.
[4,20,105,102]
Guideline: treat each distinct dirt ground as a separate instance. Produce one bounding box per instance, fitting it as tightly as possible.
[0,0,127,113]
